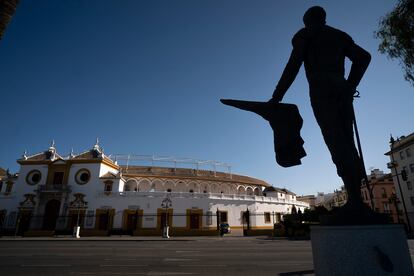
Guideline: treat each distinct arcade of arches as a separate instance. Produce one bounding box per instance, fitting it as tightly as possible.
[123,178,263,196]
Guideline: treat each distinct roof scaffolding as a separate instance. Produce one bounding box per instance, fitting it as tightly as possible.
[108,154,232,178]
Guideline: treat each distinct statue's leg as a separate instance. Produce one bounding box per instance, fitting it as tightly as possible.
[311,96,364,205]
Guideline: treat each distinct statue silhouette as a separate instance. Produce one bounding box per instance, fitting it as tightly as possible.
[270,6,370,211]
[222,6,387,224]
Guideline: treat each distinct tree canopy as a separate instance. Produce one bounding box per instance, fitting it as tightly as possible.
[376,0,414,85]
[0,0,20,40]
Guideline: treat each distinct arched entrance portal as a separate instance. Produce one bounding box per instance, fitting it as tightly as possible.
[42,199,61,230]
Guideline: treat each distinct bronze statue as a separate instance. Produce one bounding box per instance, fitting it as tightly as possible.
[270,6,371,209]
[222,6,386,224]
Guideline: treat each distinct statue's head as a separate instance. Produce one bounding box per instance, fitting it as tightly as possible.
[303,6,326,27]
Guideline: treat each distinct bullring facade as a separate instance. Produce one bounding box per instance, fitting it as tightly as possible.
[0,141,309,236]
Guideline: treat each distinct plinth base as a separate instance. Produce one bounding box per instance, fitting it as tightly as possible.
[311,224,413,276]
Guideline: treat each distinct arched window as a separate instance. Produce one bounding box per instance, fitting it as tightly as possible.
[124,180,138,192]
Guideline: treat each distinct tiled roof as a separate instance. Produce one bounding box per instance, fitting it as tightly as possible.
[263,186,296,195]
[121,166,270,187]
[0,167,6,176]
[72,150,99,159]
[72,150,115,163]
[100,172,119,179]
[21,151,63,161]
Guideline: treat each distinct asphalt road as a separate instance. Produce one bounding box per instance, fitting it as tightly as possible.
[0,237,315,276]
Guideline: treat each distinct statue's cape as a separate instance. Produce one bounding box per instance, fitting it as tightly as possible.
[220,99,306,167]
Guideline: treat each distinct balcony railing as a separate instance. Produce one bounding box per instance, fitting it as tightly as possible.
[96,191,309,208]
[387,162,397,169]
[37,184,71,193]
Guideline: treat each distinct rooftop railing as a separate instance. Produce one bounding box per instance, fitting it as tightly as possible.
[96,191,309,207]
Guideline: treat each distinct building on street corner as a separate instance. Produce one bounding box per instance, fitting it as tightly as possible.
[361,169,403,224]
[386,132,414,231]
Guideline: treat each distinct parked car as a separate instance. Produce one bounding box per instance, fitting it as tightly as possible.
[220,223,231,234]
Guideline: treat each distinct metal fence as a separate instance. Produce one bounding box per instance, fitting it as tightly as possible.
[0,211,223,236]
[0,209,410,237]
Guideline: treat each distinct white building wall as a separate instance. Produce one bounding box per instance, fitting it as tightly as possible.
[1,164,49,213]
[86,191,309,229]
[14,165,47,194]
[388,136,414,231]
[0,153,310,233]
[68,163,103,203]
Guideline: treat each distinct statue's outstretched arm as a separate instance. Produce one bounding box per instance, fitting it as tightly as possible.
[271,37,306,102]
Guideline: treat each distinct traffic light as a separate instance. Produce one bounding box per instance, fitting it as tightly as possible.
[401,169,408,181]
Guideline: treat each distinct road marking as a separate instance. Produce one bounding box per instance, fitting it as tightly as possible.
[99,264,148,267]
[179,264,226,267]
[104,258,137,261]
[75,273,147,275]
[21,264,72,267]
[164,258,199,262]
[148,273,196,275]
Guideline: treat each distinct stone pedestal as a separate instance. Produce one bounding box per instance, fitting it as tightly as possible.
[311,224,413,276]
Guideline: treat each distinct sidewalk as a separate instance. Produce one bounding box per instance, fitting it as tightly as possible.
[0,228,248,241]
[0,235,268,242]
[0,235,266,241]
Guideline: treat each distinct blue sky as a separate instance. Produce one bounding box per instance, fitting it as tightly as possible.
[1,0,412,195]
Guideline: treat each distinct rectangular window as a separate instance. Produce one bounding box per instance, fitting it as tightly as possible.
[189,212,201,229]
[264,212,271,223]
[383,203,390,213]
[0,181,3,193]
[410,164,414,173]
[403,166,408,175]
[381,188,387,199]
[7,212,17,227]
[400,151,405,160]
[407,148,412,157]
[205,211,212,225]
[53,172,64,185]
[241,211,248,224]
[104,183,112,192]
[5,183,13,194]
[85,210,94,227]
[219,211,228,223]
[397,203,403,214]
[407,181,412,190]
[98,212,109,230]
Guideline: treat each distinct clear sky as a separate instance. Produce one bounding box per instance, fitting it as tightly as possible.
[1,0,413,195]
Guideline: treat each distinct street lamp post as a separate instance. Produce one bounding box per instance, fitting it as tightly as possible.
[161,194,172,238]
[73,203,83,239]
[389,152,412,233]
[389,193,401,224]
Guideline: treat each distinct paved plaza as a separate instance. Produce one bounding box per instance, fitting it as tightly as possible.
[1,237,414,275]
